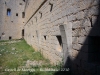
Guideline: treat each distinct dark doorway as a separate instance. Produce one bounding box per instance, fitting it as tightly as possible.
[9,36,12,40]
[22,29,24,38]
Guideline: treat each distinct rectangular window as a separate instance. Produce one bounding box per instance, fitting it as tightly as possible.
[56,36,62,46]
[39,12,42,18]
[7,8,11,16]
[22,12,25,18]
[49,3,53,12]
[16,13,18,16]
[44,36,46,40]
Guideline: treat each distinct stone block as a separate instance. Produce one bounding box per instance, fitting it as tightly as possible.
[72,49,79,58]
[83,18,91,27]
[72,21,81,28]
[79,29,88,36]
[72,29,80,37]
[78,36,88,45]
[67,15,76,22]
[75,11,85,20]
[92,16,97,26]
[85,27,92,35]
[88,6,99,16]
[72,37,78,44]
[72,44,82,50]
[77,0,93,11]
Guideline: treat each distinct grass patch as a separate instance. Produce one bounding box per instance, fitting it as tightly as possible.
[0,39,64,75]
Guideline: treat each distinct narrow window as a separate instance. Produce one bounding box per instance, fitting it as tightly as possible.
[23,0,25,2]
[16,13,18,16]
[22,29,24,36]
[22,12,25,18]
[7,8,11,16]
[44,36,46,40]
[56,36,62,46]
[9,36,12,40]
[36,30,38,38]
[11,21,13,23]
[2,32,5,35]
[49,3,53,12]
[19,3,22,5]
[0,36,1,40]
[39,12,42,18]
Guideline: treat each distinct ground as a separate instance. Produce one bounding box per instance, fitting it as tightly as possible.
[0,39,61,75]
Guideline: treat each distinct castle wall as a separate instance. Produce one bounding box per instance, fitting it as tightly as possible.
[24,0,100,75]
[24,0,45,23]
[0,0,99,75]
[0,0,26,40]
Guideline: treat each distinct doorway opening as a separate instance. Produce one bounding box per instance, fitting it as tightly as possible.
[22,29,24,38]
[9,36,12,40]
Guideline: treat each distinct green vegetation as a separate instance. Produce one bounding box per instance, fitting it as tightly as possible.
[0,39,63,75]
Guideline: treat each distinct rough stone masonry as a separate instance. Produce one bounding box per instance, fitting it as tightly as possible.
[0,0,100,75]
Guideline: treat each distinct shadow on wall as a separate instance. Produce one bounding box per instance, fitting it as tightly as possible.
[54,0,100,75]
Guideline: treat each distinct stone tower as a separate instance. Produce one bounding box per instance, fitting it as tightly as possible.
[0,0,25,40]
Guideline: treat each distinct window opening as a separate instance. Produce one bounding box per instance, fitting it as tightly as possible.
[49,3,53,12]
[7,8,11,16]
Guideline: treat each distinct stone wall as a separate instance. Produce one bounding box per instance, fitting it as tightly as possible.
[0,0,99,75]
[0,0,25,40]
[24,0,100,75]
